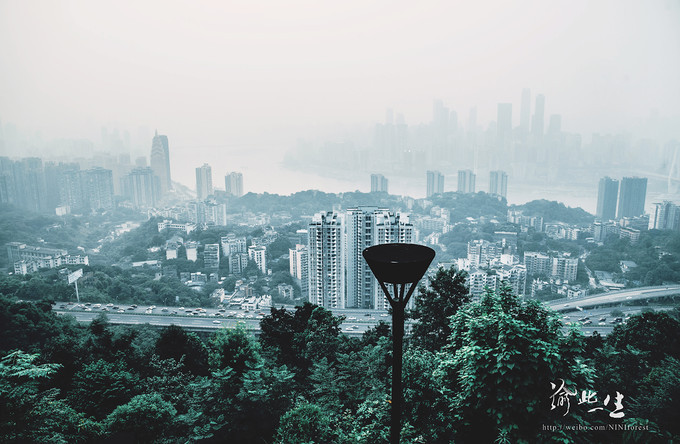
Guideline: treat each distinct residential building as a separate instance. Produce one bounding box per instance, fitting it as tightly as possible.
[617,177,647,219]
[289,244,308,300]
[195,164,213,201]
[370,173,388,193]
[248,245,267,274]
[204,244,220,270]
[121,167,160,209]
[489,170,508,198]
[308,211,345,309]
[596,176,619,221]
[426,170,444,197]
[225,172,244,197]
[457,169,476,194]
[650,201,680,230]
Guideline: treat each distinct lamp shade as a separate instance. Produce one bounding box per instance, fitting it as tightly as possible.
[362,243,436,285]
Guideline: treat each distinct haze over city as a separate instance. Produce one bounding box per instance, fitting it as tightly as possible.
[1,0,680,208]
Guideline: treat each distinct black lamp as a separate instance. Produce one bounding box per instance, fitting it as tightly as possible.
[362,243,435,444]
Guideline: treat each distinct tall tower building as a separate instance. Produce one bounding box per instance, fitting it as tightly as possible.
[596,177,619,221]
[457,169,476,194]
[426,170,444,197]
[617,177,648,219]
[489,170,508,198]
[650,201,680,231]
[81,167,114,210]
[345,207,414,310]
[121,167,160,209]
[308,212,345,309]
[497,103,513,147]
[520,88,531,134]
[531,94,545,137]
[370,173,388,193]
[225,172,244,197]
[289,244,309,300]
[150,131,172,195]
[195,164,213,201]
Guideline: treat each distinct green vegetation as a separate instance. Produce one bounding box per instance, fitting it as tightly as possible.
[1,265,679,442]
[511,199,594,224]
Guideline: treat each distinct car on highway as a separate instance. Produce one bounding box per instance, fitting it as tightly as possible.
[213,320,221,324]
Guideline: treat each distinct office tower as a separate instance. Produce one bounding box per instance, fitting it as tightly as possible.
[426,170,444,197]
[308,212,345,309]
[596,177,619,221]
[150,131,172,194]
[531,94,545,137]
[122,167,160,209]
[617,177,648,219]
[289,244,309,300]
[204,244,220,270]
[520,88,531,133]
[489,170,508,198]
[370,173,388,193]
[81,167,114,210]
[548,114,562,135]
[225,172,244,197]
[457,169,476,194]
[650,201,680,230]
[345,207,414,309]
[496,103,512,146]
[248,245,267,274]
[195,163,213,200]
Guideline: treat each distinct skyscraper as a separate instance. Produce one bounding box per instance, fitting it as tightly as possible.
[497,103,512,146]
[531,94,545,137]
[308,212,345,309]
[426,170,444,197]
[370,173,388,193]
[121,167,161,209]
[80,167,114,210]
[489,170,508,198]
[345,207,414,310]
[457,169,476,194]
[195,164,213,201]
[596,177,619,221]
[150,131,172,195]
[650,201,680,230]
[520,88,531,134]
[225,172,244,197]
[617,177,648,219]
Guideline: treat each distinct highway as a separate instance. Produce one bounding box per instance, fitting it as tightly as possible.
[546,285,680,312]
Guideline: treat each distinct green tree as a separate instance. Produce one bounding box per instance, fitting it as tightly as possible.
[410,265,470,351]
[104,393,177,443]
[155,325,209,375]
[275,402,336,444]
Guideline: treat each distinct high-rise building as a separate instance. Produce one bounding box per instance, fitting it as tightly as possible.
[617,177,648,219]
[345,207,414,309]
[532,94,545,137]
[596,177,619,221]
[225,172,244,197]
[308,212,345,309]
[121,167,160,209]
[457,169,476,194]
[204,244,220,270]
[426,170,444,197]
[520,88,531,134]
[489,170,508,198]
[497,103,512,147]
[289,244,309,300]
[370,173,388,193]
[150,131,172,195]
[650,201,680,231]
[195,164,213,201]
[81,167,114,210]
[248,245,267,274]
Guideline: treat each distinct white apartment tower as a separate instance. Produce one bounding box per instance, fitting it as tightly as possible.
[345,207,414,310]
[308,212,345,309]
[289,244,309,300]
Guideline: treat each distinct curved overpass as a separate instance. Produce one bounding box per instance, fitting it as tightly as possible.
[546,285,680,312]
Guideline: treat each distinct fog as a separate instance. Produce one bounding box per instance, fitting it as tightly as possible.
[1,0,679,203]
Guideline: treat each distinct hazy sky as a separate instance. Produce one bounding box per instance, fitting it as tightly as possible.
[1,0,679,150]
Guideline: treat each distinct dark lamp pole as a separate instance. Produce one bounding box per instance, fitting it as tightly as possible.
[362,243,435,444]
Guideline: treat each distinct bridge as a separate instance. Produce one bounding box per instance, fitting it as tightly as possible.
[545,285,680,312]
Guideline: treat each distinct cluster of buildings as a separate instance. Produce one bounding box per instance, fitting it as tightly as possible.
[289,207,415,310]
[7,242,89,275]
[422,169,508,198]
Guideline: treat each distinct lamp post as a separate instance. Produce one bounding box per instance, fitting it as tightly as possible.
[362,243,435,444]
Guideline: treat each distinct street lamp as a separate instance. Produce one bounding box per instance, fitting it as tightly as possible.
[362,243,435,444]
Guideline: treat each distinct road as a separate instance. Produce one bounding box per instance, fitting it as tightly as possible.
[546,285,680,312]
